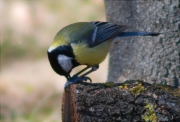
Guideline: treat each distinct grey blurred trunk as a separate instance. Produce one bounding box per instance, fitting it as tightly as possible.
[104,0,180,88]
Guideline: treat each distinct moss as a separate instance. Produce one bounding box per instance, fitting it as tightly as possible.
[118,84,128,90]
[118,81,145,94]
[119,85,123,89]
[129,82,145,94]
[142,103,157,122]
[104,82,114,87]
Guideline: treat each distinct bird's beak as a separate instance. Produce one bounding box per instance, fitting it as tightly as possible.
[65,74,71,81]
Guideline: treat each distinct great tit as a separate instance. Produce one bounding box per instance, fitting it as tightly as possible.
[47,21,160,89]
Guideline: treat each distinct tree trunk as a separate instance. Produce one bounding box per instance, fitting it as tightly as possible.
[105,0,180,88]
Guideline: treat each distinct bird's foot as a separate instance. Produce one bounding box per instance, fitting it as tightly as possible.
[64,75,92,91]
[70,75,92,83]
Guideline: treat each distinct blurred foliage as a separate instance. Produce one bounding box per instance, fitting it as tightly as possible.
[1,36,45,63]
[1,0,105,63]
[0,0,105,122]
[1,85,62,122]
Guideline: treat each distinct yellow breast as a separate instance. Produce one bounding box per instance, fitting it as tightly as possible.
[71,40,112,66]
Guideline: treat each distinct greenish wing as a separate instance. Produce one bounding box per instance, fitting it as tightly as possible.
[59,22,95,44]
[57,21,128,47]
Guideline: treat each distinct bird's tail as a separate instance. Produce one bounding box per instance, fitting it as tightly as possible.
[118,32,162,37]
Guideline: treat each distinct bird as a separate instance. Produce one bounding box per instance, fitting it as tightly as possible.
[47,21,161,89]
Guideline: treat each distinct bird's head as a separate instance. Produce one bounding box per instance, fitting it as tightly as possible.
[47,22,90,80]
[47,44,79,80]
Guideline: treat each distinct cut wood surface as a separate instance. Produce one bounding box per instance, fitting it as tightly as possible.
[62,80,180,122]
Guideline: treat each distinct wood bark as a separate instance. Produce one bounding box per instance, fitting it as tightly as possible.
[62,81,180,122]
[105,0,180,88]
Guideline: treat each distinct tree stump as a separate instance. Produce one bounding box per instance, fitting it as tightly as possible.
[62,80,180,122]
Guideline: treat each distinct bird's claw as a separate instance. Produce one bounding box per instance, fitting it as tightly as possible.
[75,76,92,83]
[71,75,92,83]
[64,75,92,91]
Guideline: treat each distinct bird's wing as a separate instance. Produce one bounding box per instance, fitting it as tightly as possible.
[88,21,128,47]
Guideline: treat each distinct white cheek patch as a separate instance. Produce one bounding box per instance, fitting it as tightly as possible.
[57,55,73,73]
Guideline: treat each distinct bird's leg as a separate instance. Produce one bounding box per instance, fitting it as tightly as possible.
[78,65,99,81]
[64,66,90,91]
[71,65,99,83]
[64,65,99,91]
[73,66,91,77]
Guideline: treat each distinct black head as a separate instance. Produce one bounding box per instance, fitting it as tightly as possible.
[47,45,79,80]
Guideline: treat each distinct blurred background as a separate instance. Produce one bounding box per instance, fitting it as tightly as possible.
[0,0,107,122]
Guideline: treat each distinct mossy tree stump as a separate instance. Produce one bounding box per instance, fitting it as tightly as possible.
[62,80,180,122]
